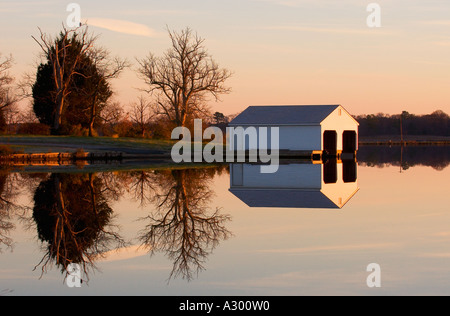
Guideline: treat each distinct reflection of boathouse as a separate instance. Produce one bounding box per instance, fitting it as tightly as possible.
[229,161,359,209]
[228,104,359,158]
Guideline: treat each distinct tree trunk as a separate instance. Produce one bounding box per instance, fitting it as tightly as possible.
[89,121,95,137]
[53,94,65,133]
[88,94,98,137]
[88,105,96,137]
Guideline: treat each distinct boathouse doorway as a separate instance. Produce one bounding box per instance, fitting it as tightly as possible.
[343,130,357,153]
[323,130,337,155]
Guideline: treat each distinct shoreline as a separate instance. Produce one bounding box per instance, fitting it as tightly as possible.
[1,135,449,165]
[359,141,450,146]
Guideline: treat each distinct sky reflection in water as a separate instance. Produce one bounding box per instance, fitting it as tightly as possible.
[0,146,449,295]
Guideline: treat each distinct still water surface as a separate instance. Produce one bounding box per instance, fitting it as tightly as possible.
[1,146,449,296]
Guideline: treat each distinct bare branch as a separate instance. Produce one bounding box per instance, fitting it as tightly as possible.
[129,96,156,137]
[137,27,232,128]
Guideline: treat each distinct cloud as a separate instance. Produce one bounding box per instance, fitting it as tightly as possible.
[119,9,202,17]
[99,245,148,262]
[84,18,160,37]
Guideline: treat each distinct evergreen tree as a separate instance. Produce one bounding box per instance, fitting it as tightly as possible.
[32,27,112,135]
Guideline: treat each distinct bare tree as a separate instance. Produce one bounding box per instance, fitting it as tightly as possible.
[32,24,97,133]
[2,103,20,133]
[84,47,129,136]
[0,54,16,113]
[102,100,124,124]
[0,54,21,133]
[17,104,39,124]
[137,27,232,128]
[130,96,154,138]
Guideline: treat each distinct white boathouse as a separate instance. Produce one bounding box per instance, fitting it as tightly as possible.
[228,104,359,157]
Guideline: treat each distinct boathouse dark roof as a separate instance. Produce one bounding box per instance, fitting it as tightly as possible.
[229,105,341,126]
[229,188,341,209]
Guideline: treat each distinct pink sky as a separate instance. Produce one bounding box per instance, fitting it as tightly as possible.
[2,0,450,117]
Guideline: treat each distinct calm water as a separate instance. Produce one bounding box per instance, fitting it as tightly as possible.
[1,146,449,296]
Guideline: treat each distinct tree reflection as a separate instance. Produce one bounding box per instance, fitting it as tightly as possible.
[0,170,16,252]
[137,166,232,281]
[129,170,156,208]
[32,173,126,282]
[358,146,450,171]
[0,169,32,253]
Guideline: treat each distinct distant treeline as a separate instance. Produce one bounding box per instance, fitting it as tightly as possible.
[354,110,450,138]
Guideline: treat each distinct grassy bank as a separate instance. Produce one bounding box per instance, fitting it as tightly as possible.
[0,135,176,155]
[0,135,231,174]
[2,134,449,157]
